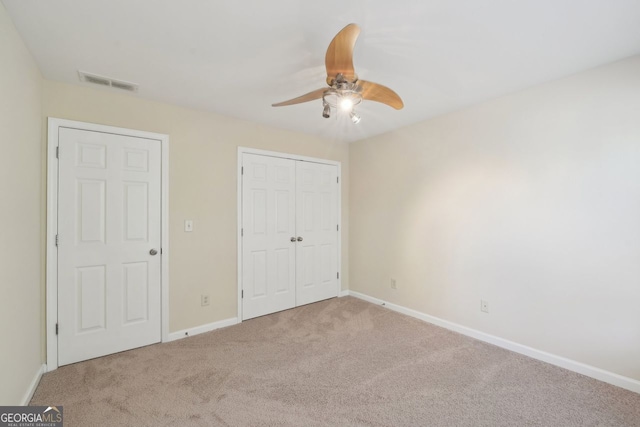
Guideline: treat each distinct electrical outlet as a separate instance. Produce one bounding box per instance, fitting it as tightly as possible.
[481,300,489,313]
[185,220,194,232]
[390,278,397,289]
[201,294,210,306]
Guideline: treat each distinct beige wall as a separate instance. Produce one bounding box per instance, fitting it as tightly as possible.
[0,3,43,405]
[43,81,349,333]
[350,55,640,381]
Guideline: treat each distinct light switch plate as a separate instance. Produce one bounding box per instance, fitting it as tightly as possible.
[185,220,193,232]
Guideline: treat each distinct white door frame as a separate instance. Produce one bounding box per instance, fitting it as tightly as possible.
[237,146,342,321]
[46,118,170,371]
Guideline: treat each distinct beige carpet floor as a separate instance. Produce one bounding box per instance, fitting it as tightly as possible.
[31,297,640,426]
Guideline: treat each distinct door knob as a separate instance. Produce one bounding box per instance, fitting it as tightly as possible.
[297,236,303,242]
[290,237,296,242]
[149,249,158,256]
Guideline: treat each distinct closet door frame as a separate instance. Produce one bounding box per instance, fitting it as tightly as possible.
[237,147,342,321]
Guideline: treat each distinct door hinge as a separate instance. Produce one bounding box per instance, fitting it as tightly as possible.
[337,272,340,279]
[55,234,59,247]
[55,323,59,335]
[337,224,339,231]
[241,166,244,175]
[55,146,59,159]
[241,290,244,298]
[337,176,339,184]
[160,248,163,255]
[241,228,244,237]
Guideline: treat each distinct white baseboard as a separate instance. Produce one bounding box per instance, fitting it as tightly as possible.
[21,364,46,405]
[338,290,349,297]
[347,290,640,394]
[166,317,238,342]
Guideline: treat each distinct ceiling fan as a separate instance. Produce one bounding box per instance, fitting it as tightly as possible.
[272,23,404,124]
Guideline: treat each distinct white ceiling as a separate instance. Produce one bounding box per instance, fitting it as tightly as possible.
[4,0,640,142]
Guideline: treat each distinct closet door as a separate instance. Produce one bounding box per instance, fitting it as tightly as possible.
[295,161,339,306]
[242,154,297,320]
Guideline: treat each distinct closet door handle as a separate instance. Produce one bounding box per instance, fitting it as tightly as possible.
[297,236,303,242]
[290,237,296,242]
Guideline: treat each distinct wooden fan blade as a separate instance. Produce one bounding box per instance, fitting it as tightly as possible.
[272,88,326,107]
[325,23,360,85]
[359,80,404,110]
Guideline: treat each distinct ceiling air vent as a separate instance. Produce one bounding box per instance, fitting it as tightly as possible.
[78,70,139,92]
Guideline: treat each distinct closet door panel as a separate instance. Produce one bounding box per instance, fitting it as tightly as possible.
[242,154,296,320]
[295,162,339,306]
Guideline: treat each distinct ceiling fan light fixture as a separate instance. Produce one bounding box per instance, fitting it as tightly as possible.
[350,110,361,124]
[322,102,331,118]
[322,86,362,122]
[340,97,354,112]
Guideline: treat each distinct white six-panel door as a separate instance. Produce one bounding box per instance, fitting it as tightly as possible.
[295,161,339,306]
[241,153,339,320]
[242,154,297,320]
[57,127,162,365]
